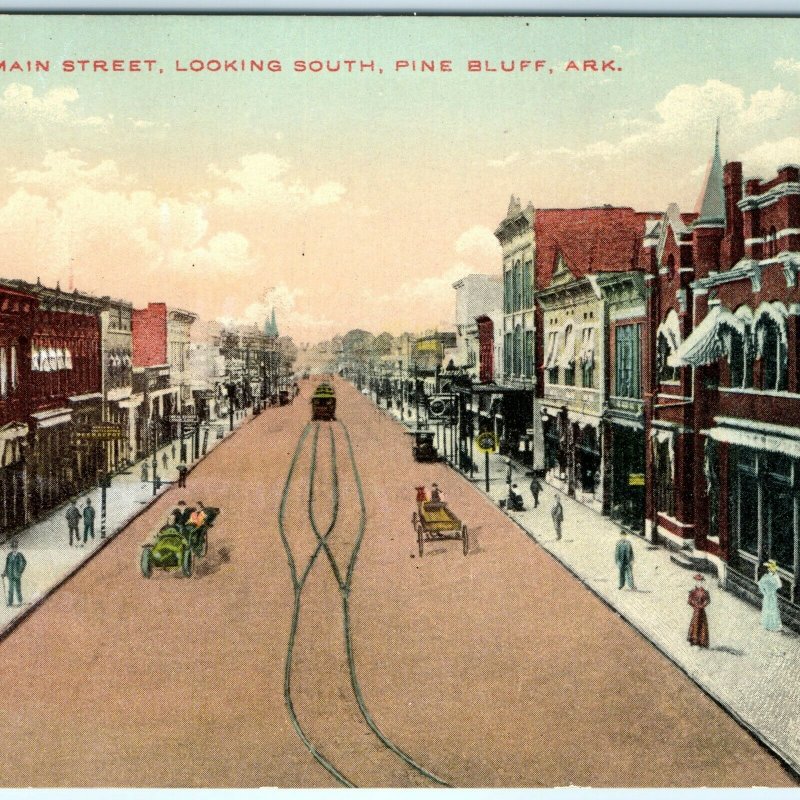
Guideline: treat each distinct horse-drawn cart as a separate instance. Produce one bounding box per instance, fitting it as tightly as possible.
[412,501,469,557]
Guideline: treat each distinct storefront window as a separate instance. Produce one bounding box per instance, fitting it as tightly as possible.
[616,324,641,398]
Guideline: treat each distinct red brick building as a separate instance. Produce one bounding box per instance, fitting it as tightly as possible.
[28,308,101,518]
[476,315,495,383]
[0,286,37,536]
[133,302,167,367]
[646,133,800,627]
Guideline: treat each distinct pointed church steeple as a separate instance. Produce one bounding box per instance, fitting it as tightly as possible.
[695,121,726,228]
[264,307,279,338]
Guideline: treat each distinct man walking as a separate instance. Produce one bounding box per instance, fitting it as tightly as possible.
[505,458,513,486]
[171,443,176,461]
[177,463,188,488]
[551,495,563,541]
[615,529,635,590]
[141,460,149,484]
[162,451,168,470]
[529,475,542,508]
[83,497,96,545]
[65,499,81,547]
[2,538,26,607]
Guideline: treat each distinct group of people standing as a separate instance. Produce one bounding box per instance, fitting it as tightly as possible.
[65,497,95,547]
[508,460,788,648]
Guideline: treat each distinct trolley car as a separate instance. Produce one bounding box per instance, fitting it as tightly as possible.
[311,382,337,421]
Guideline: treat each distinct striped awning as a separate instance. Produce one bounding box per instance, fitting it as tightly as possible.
[668,304,745,368]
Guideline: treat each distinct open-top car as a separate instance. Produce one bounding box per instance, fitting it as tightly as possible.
[140,506,220,578]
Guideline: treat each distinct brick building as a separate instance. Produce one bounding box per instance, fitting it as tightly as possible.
[0,286,37,537]
[535,207,658,518]
[646,133,800,627]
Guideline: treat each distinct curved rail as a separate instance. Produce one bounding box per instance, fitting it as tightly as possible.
[278,419,450,788]
[278,422,354,787]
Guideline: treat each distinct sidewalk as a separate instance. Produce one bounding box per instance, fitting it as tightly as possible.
[377,393,800,776]
[0,407,254,638]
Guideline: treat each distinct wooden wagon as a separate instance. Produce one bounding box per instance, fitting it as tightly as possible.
[412,501,469,557]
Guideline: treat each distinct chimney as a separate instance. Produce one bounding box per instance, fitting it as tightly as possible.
[722,161,743,268]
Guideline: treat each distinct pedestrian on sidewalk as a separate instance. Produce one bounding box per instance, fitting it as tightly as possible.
[65,500,81,547]
[171,443,176,461]
[551,495,563,540]
[82,497,95,545]
[2,538,26,607]
[688,574,711,648]
[162,451,168,470]
[529,475,542,508]
[505,458,513,485]
[177,463,188,488]
[141,461,149,483]
[615,530,635,590]
[758,560,783,632]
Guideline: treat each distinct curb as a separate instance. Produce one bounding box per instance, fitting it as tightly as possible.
[467,466,800,782]
[0,410,257,646]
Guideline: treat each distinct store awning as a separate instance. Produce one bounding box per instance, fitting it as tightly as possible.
[543,330,560,369]
[704,421,800,460]
[668,304,745,368]
[579,327,596,367]
[558,326,576,369]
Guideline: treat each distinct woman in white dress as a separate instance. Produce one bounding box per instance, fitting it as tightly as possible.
[758,560,783,632]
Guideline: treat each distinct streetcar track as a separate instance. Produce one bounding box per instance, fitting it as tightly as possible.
[277,414,451,787]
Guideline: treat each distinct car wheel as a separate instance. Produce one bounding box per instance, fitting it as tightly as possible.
[141,548,152,578]
[182,548,194,577]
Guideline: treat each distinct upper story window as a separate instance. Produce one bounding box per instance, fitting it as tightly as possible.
[503,269,512,314]
[513,261,523,312]
[766,226,778,258]
[615,323,642,398]
[561,324,576,386]
[523,260,533,309]
[724,306,754,389]
[543,329,560,384]
[667,253,676,281]
[754,302,788,391]
[656,310,681,384]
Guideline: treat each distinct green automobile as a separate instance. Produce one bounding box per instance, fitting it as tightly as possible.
[140,506,220,578]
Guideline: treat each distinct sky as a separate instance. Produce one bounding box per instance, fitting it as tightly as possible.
[0,15,799,344]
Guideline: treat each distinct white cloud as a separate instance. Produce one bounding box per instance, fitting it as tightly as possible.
[12,149,131,193]
[0,83,112,128]
[455,225,500,262]
[775,58,800,74]
[739,137,800,177]
[487,152,520,168]
[209,152,346,214]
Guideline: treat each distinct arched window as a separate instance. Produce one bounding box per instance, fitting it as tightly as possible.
[656,310,681,384]
[724,306,753,389]
[667,253,676,281]
[754,302,788,391]
[513,324,522,376]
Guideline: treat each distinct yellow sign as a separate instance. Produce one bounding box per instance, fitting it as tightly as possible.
[476,431,497,453]
[628,473,645,486]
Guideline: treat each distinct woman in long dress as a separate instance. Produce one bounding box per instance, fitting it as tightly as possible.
[688,574,710,648]
[758,560,783,632]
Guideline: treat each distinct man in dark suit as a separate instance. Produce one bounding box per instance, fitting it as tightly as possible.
[65,500,81,547]
[3,538,26,606]
[83,498,96,544]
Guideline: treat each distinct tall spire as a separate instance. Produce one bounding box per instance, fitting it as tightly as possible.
[264,307,279,338]
[695,120,726,227]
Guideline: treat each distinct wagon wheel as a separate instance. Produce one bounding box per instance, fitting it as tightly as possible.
[462,524,469,556]
[182,548,194,578]
[140,547,152,578]
[417,523,424,557]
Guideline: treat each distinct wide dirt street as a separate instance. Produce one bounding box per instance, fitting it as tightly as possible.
[1,378,795,787]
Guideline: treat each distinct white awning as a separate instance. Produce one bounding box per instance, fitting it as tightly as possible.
[657,309,682,352]
[579,327,596,367]
[543,330,560,369]
[558,326,576,369]
[668,304,746,367]
[705,423,800,460]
